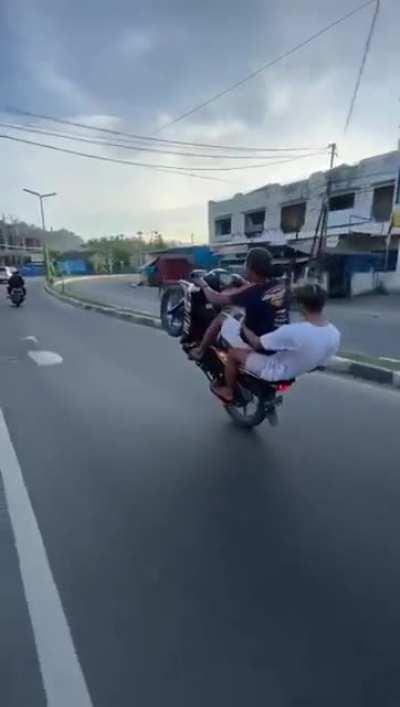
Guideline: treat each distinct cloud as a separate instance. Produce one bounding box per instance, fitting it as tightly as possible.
[33,63,92,111]
[119,28,155,57]
[0,0,399,241]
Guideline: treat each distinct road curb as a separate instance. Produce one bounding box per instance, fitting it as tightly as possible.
[324,356,399,390]
[44,282,162,330]
[44,282,399,391]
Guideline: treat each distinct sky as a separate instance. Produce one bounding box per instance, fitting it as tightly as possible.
[0,0,399,242]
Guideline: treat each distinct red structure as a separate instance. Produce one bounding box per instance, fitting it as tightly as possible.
[156,255,192,285]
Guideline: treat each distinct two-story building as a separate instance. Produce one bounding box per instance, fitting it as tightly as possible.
[209,149,400,295]
[0,220,83,269]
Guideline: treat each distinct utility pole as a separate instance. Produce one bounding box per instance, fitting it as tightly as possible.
[319,142,338,252]
[329,142,337,170]
[310,143,338,272]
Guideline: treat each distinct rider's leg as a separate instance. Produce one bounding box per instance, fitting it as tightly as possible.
[212,348,249,402]
[190,312,225,359]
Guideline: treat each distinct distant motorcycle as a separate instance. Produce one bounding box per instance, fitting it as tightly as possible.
[9,287,25,307]
[161,269,294,429]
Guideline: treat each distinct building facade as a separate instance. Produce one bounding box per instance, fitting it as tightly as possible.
[0,221,83,268]
[208,149,400,293]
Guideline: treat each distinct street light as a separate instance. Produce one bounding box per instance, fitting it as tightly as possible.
[23,188,57,283]
[22,189,57,231]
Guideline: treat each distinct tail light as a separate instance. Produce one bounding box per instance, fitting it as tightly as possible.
[275,383,292,393]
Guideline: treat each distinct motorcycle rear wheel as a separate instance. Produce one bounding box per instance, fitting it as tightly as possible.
[225,391,267,429]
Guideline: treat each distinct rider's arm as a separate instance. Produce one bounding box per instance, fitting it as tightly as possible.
[259,326,293,352]
[199,280,232,306]
[241,324,261,350]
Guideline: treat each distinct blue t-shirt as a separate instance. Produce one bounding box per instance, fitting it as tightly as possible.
[230,280,289,336]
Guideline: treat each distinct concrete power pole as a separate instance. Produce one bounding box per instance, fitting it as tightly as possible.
[329,142,337,170]
[310,143,338,273]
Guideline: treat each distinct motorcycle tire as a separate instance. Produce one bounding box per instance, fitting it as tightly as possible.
[225,393,267,429]
[160,286,184,338]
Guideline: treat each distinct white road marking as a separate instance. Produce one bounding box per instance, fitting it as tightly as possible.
[0,408,93,707]
[28,350,63,366]
[21,336,39,344]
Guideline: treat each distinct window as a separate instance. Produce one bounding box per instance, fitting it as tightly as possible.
[244,210,265,238]
[372,183,395,222]
[26,237,41,248]
[281,202,306,234]
[215,217,231,237]
[329,193,355,211]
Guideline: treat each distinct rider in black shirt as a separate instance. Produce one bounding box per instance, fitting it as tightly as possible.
[191,248,288,359]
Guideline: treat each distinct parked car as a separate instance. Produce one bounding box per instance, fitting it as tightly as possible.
[0,266,14,284]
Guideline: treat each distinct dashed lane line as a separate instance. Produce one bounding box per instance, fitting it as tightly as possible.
[28,351,63,366]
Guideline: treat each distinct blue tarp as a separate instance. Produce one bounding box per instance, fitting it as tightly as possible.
[56,259,90,275]
[21,263,45,277]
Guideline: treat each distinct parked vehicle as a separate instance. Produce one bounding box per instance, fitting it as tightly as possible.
[0,266,13,284]
[161,269,294,429]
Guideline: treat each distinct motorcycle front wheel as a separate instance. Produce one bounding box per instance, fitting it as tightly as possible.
[160,285,184,337]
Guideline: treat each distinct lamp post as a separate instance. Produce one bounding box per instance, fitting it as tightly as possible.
[23,189,57,282]
[22,189,57,231]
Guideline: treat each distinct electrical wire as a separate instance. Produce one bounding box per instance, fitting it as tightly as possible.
[344,0,380,132]
[0,121,321,161]
[0,131,327,172]
[4,108,326,154]
[153,0,378,134]
[0,134,236,183]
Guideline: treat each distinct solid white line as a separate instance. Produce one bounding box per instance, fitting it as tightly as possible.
[0,408,93,706]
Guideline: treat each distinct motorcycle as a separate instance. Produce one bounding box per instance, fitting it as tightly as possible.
[161,269,294,429]
[9,287,25,307]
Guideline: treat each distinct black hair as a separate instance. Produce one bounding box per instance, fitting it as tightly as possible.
[245,247,272,278]
[295,283,327,313]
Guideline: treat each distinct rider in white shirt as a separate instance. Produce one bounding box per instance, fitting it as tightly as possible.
[212,283,340,403]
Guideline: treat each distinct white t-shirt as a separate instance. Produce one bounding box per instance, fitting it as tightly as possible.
[258,321,341,381]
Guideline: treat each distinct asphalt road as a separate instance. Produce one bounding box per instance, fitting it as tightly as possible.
[65,275,400,360]
[1,280,400,706]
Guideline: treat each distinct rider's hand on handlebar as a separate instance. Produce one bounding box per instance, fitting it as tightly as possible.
[194,276,207,289]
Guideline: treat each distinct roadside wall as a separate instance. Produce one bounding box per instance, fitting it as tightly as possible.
[379,243,400,293]
[350,271,375,296]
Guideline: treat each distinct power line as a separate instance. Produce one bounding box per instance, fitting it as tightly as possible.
[4,108,326,154]
[0,129,326,172]
[0,134,235,183]
[153,0,378,134]
[0,121,322,161]
[344,0,380,132]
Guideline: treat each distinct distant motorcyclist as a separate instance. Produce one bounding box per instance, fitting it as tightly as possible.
[7,269,26,297]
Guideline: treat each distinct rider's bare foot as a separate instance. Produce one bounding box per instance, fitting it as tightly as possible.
[211,384,234,404]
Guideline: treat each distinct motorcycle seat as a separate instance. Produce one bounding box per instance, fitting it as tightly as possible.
[240,369,295,386]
